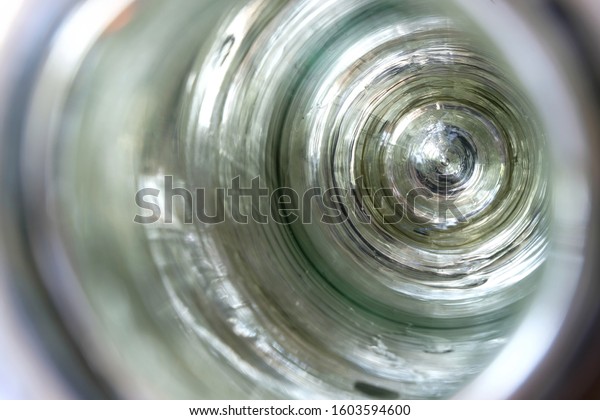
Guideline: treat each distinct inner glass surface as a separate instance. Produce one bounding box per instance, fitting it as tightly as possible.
[44,0,569,399]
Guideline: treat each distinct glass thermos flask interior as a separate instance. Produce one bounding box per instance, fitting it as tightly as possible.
[0,0,599,399]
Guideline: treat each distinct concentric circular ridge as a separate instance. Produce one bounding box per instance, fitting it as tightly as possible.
[147,0,549,398]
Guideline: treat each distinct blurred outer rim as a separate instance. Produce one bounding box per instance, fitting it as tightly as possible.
[0,0,599,399]
[0,0,114,399]
[510,0,600,399]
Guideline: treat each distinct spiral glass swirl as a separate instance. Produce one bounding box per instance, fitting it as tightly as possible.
[51,0,550,399]
[142,0,549,398]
